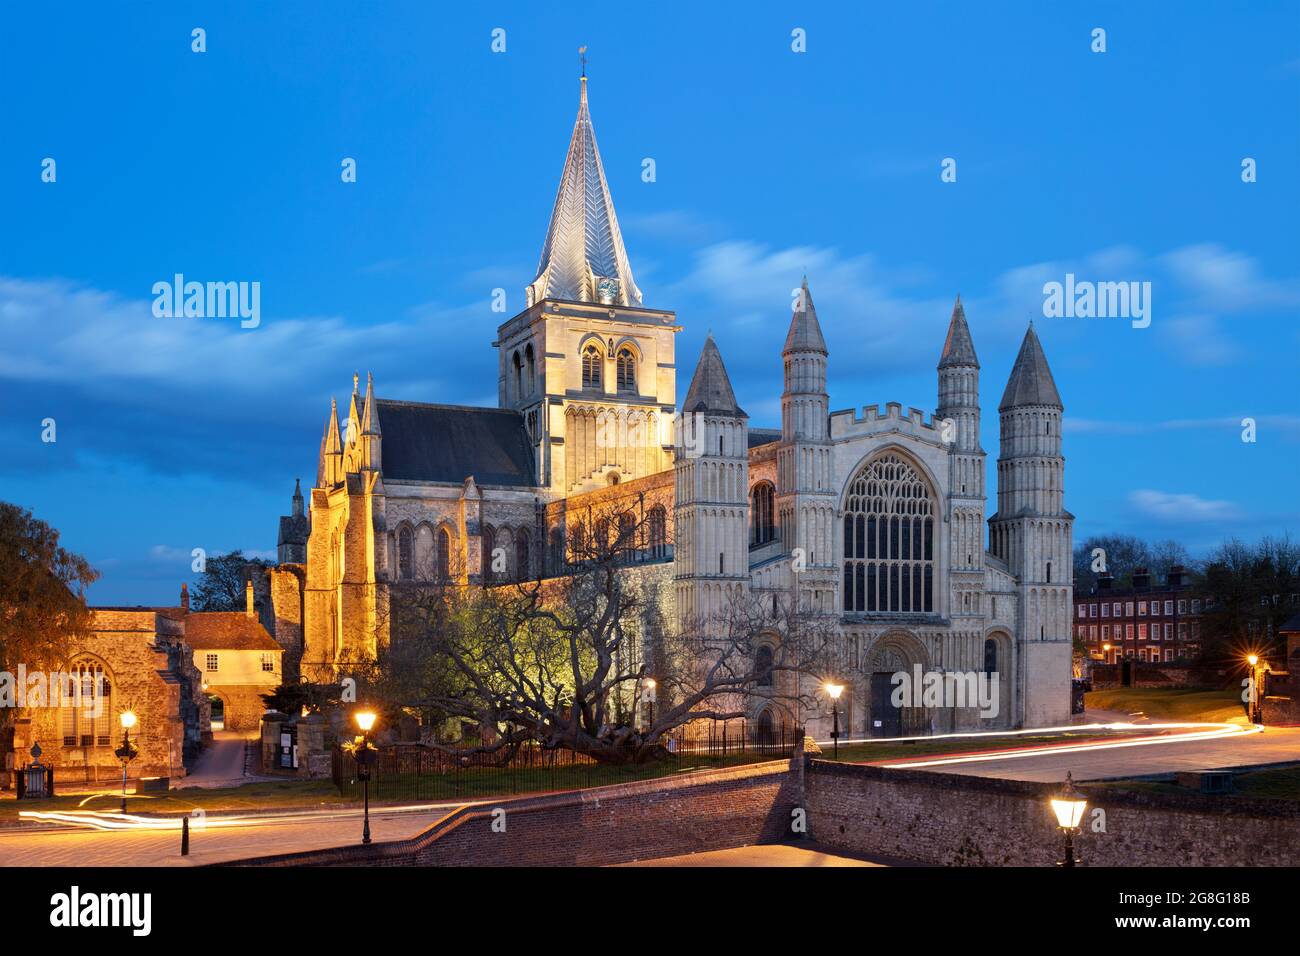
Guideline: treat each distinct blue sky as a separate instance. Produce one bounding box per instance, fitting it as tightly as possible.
[1,1,1297,604]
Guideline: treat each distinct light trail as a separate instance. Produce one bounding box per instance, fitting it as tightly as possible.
[857,722,1262,769]
[19,799,480,833]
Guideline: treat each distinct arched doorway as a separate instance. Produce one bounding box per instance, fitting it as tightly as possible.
[208,695,225,732]
[865,632,929,737]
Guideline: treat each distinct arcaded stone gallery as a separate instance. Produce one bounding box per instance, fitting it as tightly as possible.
[267,76,1074,737]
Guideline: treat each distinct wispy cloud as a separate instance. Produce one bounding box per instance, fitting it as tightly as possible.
[1129,489,1242,523]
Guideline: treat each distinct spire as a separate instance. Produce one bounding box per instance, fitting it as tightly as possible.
[361,372,380,436]
[527,71,642,308]
[938,294,979,369]
[784,276,827,354]
[324,397,341,454]
[683,335,745,417]
[291,478,304,517]
[999,324,1062,411]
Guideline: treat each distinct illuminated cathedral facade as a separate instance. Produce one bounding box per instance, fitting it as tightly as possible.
[270,75,1074,736]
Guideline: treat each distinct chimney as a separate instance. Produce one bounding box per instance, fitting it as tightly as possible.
[245,578,255,618]
[1133,567,1151,590]
[1098,571,1114,591]
[180,582,190,611]
[1167,564,1187,588]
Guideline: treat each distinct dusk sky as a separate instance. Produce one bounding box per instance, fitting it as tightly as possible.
[2,2,1297,604]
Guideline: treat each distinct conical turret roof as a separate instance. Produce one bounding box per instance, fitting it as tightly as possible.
[999,324,1062,411]
[784,276,827,353]
[938,295,979,369]
[683,335,745,417]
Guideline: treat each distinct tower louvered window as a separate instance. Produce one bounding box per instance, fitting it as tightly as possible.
[616,348,636,393]
[582,345,602,389]
[842,453,935,613]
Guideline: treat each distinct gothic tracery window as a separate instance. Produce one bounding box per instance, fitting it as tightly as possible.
[582,344,602,390]
[842,453,935,613]
[398,526,413,581]
[61,663,112,747]
[647,506,667,560]
[515,529,531,580]
[437,527,451,581]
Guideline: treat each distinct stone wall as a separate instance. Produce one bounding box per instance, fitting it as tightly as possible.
[804,760,1300,866]
[225,757,799,866]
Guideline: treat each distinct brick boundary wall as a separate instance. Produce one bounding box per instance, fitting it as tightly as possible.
[805,760,1300,867]
[220,758,800,867]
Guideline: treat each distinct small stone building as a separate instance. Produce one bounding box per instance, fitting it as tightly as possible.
[188,582,283,733]
[9,608,208,785]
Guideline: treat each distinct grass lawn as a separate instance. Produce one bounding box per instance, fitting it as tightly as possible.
[1084,764,1300,803]
[1084,686,1246,723]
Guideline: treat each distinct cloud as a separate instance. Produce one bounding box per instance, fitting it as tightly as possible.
[1128,489,1242,523]
[1161,244,1300,311]
[1064,414,1300,440]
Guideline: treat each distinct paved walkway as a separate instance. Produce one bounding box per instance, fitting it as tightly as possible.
[183,731,257,788]
[622,843,889,867]
[0,804,457,867]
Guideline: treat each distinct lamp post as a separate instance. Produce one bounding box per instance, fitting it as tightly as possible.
[1102,643,1111,664]
[354,709,377,845]
[824,683,844,760]
[1050,771,1087,867]
[644,678,656,730]
[114,710,138,813]
[1247,654,1260,723]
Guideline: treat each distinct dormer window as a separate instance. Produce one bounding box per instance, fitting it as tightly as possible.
[616,348,636,393]
[582,344,602,389]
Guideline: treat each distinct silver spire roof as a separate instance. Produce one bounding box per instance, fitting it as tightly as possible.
[999,324,1062,411]
[683,334,746,417]
[784,276,828,354]
[938,295,979,369]
[527,76,642,308]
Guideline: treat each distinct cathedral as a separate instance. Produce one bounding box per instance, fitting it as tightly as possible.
[269,74,1073,737]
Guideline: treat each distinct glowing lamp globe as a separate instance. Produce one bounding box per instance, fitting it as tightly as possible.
[355,710,377,733]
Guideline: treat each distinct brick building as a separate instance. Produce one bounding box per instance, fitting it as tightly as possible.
[189,582,283,732]
[1073,566,1206,664]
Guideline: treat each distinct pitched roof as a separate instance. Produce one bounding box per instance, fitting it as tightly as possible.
[784,277,827,353]
[1281,612,1300,635]
[185,613,282,652]
[683,335,746,417]
[938,295,979,369]
[277,514,308,547]
[376,400,536,487]
[527,77,641,307]
[999,324,1062,411]
[748,428,781,449]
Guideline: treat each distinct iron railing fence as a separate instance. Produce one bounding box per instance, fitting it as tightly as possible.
[331,718,799,802]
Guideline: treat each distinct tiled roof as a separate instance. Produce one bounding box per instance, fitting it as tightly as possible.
[185,613,282,652]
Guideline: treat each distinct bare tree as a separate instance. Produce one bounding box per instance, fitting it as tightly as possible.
[368,503,831,764]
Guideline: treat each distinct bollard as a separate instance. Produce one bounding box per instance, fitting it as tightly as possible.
[181,815,189,856]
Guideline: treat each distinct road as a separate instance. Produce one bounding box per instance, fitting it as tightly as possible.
[876,724,1300,782]
[621,843,889,867]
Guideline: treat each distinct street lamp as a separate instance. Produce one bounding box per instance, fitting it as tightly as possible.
[114,710,139,813]
[1102,643,1111,664]
[354,709,378,844]
[1050,771,1087,867]
[644,678,656,730]
[1246,654,1261,723]
[824,682,844,760]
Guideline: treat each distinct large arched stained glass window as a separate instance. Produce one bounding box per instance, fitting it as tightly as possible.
[842,453,935,613]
